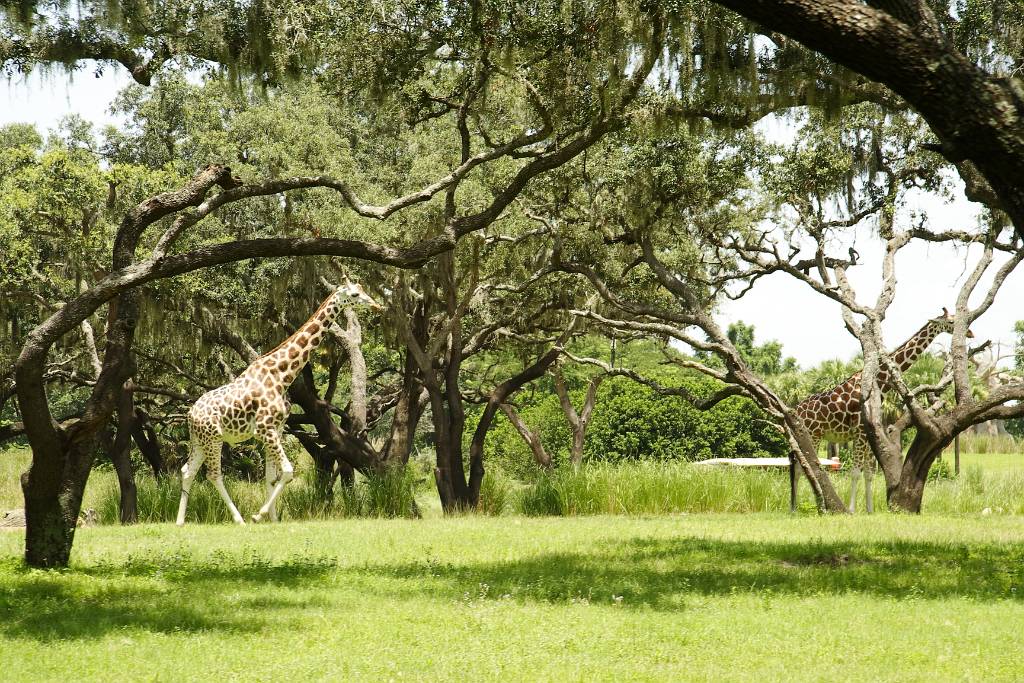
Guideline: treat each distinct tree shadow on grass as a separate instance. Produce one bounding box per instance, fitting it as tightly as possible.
[351,536,1024,609]
[0,555,338,641]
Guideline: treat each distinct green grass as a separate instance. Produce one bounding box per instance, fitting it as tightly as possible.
[518,461,791,515]
[1,446,121,514]
[513,459,1024,516]
[1,514,1023,680]
[954,451,1024,472]
[4,446,1024,520]
[1,446,419,522]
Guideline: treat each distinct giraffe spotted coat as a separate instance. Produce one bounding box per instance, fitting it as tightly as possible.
[795,311,965,512]
[177,280,380,526]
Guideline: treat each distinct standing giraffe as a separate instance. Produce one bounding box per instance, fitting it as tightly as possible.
[177,279,380,525]
[795,309,971,513]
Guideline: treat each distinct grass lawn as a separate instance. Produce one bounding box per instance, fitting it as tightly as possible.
[1,514,1023,681]
[953,451,1024,472]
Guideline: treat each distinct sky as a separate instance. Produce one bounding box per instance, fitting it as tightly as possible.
[3,64,1023,368]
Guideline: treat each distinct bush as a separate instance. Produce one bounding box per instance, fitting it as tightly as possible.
[485,375,787,477]
[477,466,514,515]
[927,458,954,482]
[483,392,573,479]
[586,379,787,463]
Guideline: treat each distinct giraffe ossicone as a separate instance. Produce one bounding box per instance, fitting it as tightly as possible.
[795,309,972,513]
[176,279,380,526]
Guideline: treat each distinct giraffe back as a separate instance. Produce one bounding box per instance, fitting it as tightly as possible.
[795,376,863,442]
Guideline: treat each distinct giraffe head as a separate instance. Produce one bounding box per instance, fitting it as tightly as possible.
[336,278,382,310]
[930,308,974,338]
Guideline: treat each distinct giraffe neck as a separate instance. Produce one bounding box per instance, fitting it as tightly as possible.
[249,291,346,390]
[875,321,941,387]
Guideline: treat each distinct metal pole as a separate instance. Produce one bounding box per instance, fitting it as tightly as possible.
[954,433,961,476]
[789,458,798,512]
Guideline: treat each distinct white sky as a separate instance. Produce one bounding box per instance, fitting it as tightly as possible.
[3,64,1023,369]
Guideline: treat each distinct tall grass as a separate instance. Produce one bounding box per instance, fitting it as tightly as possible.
[517,461,791,515]
[1,445,117,513]
[4,443,1023,522]
[0,446,28,511]
[515,460,1024,516]
[93,467,419,524]
[952,432,1022,455]
[478,467,515,515]
[926,465,1024,515]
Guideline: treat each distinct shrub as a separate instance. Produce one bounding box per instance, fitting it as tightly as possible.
[477,466,514,516]
[585,379,787,463]
[485,375,787,477]
[927,458,954,482]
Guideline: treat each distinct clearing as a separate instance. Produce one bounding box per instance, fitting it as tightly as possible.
[0,514,1022,681]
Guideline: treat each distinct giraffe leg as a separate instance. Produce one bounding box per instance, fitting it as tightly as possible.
[863,467,875,514]
[212,476,246,525]
[176,438,206,526]
[253,430,293,523]
[265,454,279,523]
[848,465,861,514]
[852,437,873,514]
[203,440,245,525]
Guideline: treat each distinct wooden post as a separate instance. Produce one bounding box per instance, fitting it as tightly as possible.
[789,458,798,513]
[955,433,961,476]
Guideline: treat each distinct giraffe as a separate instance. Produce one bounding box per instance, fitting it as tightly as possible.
[176,279,380,526]
[795,309,971,513]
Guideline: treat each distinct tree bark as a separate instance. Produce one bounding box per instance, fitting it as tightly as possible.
[109,383,139,524]
[552,369,603,467]
[130,408,166,478]
[500,403,552,469]
[708,1,1024,237]
[889,430,951,512]
[467,343,566,502]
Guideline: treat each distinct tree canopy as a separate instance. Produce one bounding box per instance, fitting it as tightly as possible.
[5,0,1024,567]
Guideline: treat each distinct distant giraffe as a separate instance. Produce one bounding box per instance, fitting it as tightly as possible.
[795,309,970,512]
[177,280,380,525]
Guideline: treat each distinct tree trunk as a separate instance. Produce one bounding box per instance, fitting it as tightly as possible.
[21,433,97,567]
[110,384,139,524]
[500,403,552,469]
[22,292,140,565]
[130,408,166,478]
[429,388,471,513]
[467,344,565,501]
[381,350,427,466]
[888,431,951,512]
[553,370,603,468]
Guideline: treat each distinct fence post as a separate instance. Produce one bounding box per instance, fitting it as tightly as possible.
[954,433,961,476]
[789,458,798,513]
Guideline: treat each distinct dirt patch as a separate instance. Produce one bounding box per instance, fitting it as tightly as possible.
[0,508,26,530]
[780,553,858,569]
